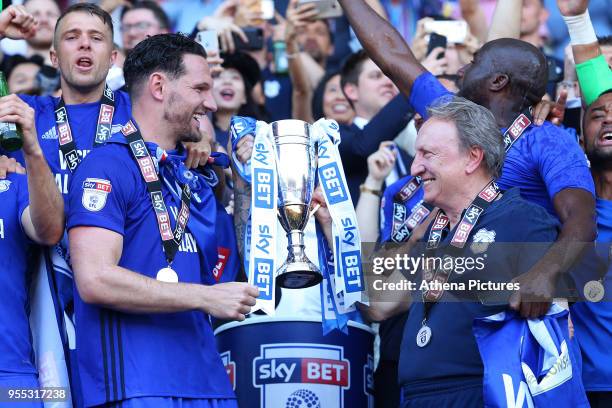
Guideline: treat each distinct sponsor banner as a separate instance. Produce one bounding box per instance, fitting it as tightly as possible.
[215,318,374,408]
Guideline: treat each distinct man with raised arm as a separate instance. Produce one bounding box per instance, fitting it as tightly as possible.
[337,0,597,318]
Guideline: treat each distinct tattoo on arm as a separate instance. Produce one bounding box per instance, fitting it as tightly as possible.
[233,180,251,262]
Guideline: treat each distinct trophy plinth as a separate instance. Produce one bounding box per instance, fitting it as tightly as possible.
[272,120,322,289]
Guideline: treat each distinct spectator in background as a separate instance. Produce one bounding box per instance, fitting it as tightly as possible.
[121,0,170,53]
[212,51,265,149]
[5,54,43,94]
[1,0,59,69]
[23,0,59,66]
[311,71,354,124]
[339,50,414,201]
[519,0,564,96]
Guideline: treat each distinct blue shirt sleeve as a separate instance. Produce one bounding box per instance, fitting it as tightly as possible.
[531,123,595,200]
[67,147,134,235]
[408,72,453,119]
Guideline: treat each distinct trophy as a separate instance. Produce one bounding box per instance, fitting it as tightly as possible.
[272,120,322,289]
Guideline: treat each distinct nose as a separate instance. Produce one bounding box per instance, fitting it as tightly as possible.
[410,156,425,177]
[79,35,91,49]
[204,91,217,113]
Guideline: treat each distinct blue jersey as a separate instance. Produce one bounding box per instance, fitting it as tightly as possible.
[9,92,132,198]
[398,188,559,397]
[409,72,595,215]
[571,198,612,391]
[0,174,37,376]
[67,139,234,406]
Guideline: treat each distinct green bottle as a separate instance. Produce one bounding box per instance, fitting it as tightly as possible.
[0,71,23,151]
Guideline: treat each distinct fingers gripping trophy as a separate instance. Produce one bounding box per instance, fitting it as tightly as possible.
[231,116,367,321]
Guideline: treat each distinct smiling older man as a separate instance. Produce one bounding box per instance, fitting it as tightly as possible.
[360,96,560,407]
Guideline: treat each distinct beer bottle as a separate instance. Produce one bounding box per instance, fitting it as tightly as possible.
[0,71,23,151]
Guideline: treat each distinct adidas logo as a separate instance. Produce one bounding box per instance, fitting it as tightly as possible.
[42,127,58,140]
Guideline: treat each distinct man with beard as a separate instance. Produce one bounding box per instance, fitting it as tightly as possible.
[557,0,612,405]
[67,33,258,408]
[337,0,596,319]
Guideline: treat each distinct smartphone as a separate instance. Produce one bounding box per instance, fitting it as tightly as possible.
[427,33,447,60]
[232,26,264,51]
[424,20,468,44]
[298,0,343,19]
[273,41,289,74]
[196,30,219,54]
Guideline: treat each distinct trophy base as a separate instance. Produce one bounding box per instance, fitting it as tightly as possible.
[276,260,322,289]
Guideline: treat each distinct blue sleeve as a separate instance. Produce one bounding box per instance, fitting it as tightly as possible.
[339,93,413,161]
[532,124,595,200]
[408,72,453,119]
[514,204,559,275]
[67,149,133,235]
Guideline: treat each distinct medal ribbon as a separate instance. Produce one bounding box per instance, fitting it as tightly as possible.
[421,180,501,316]
[312,119,367,310]
[55,84,115,172]
[390,177,431,243]
[502,108,533,152]
[121,120,191,269]
[247,121,277,315]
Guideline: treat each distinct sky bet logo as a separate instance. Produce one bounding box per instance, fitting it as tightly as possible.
[319,162,347,205]
[254,168,275,209]
[253,343,350,407]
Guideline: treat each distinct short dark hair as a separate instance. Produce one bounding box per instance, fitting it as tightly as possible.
[339,50,369,108]
[340,49,369,91]
[54,3,114,48]
[123,33,208,98]
[121,1,170,30]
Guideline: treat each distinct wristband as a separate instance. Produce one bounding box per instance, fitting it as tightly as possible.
[360,184,382,197]
[576,54,612,106]
[563,10,597,46]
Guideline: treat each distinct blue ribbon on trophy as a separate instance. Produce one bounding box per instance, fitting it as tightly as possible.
[248,121,278,315]
[230,116,367,331]
[311,119,368,310]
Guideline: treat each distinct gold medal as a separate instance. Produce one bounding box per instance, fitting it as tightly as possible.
[156,267,179,283]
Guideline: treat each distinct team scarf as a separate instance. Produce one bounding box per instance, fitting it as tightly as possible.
[248,121,278,315]
[311,119,367,309]
[473,304,589,408]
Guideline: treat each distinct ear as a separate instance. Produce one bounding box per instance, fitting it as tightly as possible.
[110,49,118,67]
[149,72,166,102]
[343,82,359,105]
[489,73,510,92]
[50,48,59,69]
[465,145,485,175]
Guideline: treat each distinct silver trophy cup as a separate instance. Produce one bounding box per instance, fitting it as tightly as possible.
[272,120,322,289]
